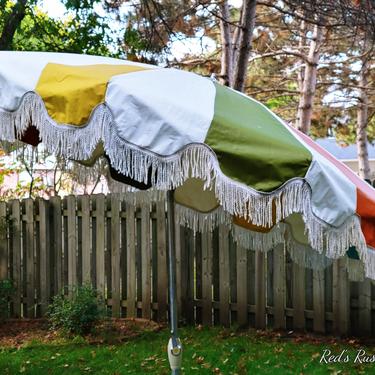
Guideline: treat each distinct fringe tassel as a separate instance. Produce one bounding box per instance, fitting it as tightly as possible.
[232,223,285,252]
[286,233,333,270]
[175,205,231,233]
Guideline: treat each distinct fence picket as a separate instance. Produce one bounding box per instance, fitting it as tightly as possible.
[126,203,136,317]
[293,264,305,330]
[111,195,121,317]
[38,199,50,316]
[24,199,35,318]
[67,196,77,288]
[273,244,285,329]
[10,200,21,317]
[141,204,151,319]
[156,201,167,322]
[333,259,349,335]
[202,231,212,325]
[0,202,8,280]
[237,245,248,326]
[219,225,230,327]
[358,279,371,335]
[50,196,62,294]
[95,195,105,298]
[313,269,325,333]
[175,223,184,318]
[255,252,266,329]
[81,196,91,284]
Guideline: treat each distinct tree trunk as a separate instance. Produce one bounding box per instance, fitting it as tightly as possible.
[296,19,306,97]
[232,0,257,92]
[219,0,233,86]
[231,6,242,77]
[295,23,323,134]
[356,54,371,180]
[0,0,28,50]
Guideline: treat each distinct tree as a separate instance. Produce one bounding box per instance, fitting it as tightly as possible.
[105,0,259,91]
[0,0,116,198]
[0,0,28,50]
[0,0,114,55]
[355,35,374,180]
[295,22,324,133]
[232,0,257,91]
[105,0,214,63]
[217,0,257,91]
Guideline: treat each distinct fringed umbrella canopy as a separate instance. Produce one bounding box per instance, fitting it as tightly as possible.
[1,51,375,280]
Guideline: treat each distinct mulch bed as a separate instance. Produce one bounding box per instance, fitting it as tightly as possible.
[1,319,374,349]
[251,328,375,348]
[0,318,162,348]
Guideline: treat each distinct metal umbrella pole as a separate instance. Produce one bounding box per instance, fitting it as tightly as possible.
[166,190,183,374]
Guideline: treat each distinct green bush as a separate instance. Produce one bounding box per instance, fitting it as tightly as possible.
[47,284,105,335]
[0,279,14,320]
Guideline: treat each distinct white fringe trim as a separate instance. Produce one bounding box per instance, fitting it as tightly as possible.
[0,92,373,279]
[175,205,232,233]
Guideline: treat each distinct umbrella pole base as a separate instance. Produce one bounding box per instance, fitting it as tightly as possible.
[167,336,183,374]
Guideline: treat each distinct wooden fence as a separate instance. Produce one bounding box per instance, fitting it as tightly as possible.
[0,194,374,336]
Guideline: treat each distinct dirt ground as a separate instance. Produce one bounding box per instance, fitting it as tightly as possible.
[0,318,162,348]
[0,318,374,350]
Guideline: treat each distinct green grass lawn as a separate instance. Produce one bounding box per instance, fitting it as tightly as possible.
[0,326,374,374]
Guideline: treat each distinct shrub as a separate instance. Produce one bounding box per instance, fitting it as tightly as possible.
[0,279,14,320]
[47,284,105,335]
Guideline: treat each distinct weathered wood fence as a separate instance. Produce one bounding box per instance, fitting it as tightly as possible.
[0,194,374,336]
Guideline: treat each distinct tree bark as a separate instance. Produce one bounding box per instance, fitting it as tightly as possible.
[296,19,306,96]
[231,7,242,77]
[356,52,371,180]
[295,23,324,134]
[0,0,28,50]
[232,0,257,92]
[219,0,233,86]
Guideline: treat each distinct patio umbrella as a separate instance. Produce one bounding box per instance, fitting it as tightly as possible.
[1,51,375,373]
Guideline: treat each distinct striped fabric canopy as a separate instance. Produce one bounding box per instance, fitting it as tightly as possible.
[1,51,375,280]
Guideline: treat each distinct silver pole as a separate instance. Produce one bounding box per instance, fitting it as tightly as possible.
[166,190,182,374]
